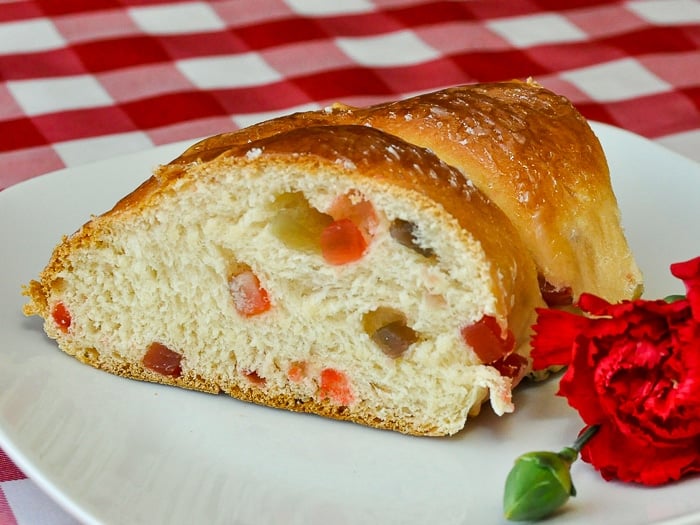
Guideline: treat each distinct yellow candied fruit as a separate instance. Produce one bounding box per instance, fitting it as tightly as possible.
[269,192,333,253]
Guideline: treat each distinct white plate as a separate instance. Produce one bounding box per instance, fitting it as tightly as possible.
[1,123,699,525]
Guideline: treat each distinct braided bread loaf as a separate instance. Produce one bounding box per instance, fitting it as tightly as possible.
[23,82,641,436]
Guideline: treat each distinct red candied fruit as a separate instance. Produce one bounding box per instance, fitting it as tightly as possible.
[320,218,367,265]
[143,342,182,377]
[460,315,515,364]
[319,368,354,406]
[490,352,528,379]
[230,270,271,317]
[51,302,72,333]
[538,274,574,307]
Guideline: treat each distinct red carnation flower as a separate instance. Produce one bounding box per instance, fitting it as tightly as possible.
[531,256,700,486]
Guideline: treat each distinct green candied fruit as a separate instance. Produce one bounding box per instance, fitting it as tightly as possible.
[389,218,434,258]
[362,307,419,358]
[269,192,333,253]
[371,321,418,358]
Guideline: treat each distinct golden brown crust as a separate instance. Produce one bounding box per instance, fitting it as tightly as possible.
[173,80,642,302]
[22,280,47,317]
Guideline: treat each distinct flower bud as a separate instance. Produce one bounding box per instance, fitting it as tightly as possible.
[503,447,578,521]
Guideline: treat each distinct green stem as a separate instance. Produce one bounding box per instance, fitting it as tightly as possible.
[664,294,686,303]
[571,425,599,452]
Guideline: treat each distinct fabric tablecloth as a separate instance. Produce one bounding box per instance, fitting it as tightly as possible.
[1,1,699,523]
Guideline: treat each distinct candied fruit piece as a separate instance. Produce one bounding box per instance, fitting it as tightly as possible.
[327,190,378,240]
[230,270,271,317]
[362,307,405,334]
[490,353,528,379]
[389,218,434,258]
[244,370,266,385]
[460,315,515,364]
[270,190,376,264]
[143,342,182,377]
[287,361,307,383]
[269,192,332,253]
[51,302,71,333]
[363,307,418,358]
[538,274,574,307]
[319,368,354,406]
[320,218,367,265]
[371,321,418,358]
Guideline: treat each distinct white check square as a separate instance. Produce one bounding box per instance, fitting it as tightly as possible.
[285,0,374,16]
[54,131,153,167]
[0,19,66,55]
[561,58,672,102]
[627,0,700,25]
[487,13,587,47]
[336,30,440,67]
[176,53,282,89]
[7,75,114,116]
[128,2,226,34]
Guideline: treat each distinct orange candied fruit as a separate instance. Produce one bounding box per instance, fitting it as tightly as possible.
[327,191,378,240]
[319,368,354,406]
[229,270,271,317]
[287,361,307,383]
[51,302,72,333]
[243,370,266,386]
[142,342,182,377]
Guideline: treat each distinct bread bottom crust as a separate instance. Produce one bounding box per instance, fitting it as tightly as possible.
[73,346,445,436]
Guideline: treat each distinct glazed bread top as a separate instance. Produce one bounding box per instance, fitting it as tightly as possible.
[177,81,643,304]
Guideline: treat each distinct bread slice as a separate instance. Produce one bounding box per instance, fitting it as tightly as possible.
[181,80,643,305]
[23,124,543,436]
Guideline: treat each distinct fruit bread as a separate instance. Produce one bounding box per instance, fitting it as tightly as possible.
[23,81,642,436]
[23,124,543,436]
[180,79,643,305]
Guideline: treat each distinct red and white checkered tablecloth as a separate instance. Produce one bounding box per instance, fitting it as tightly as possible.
[1,1,699,523]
